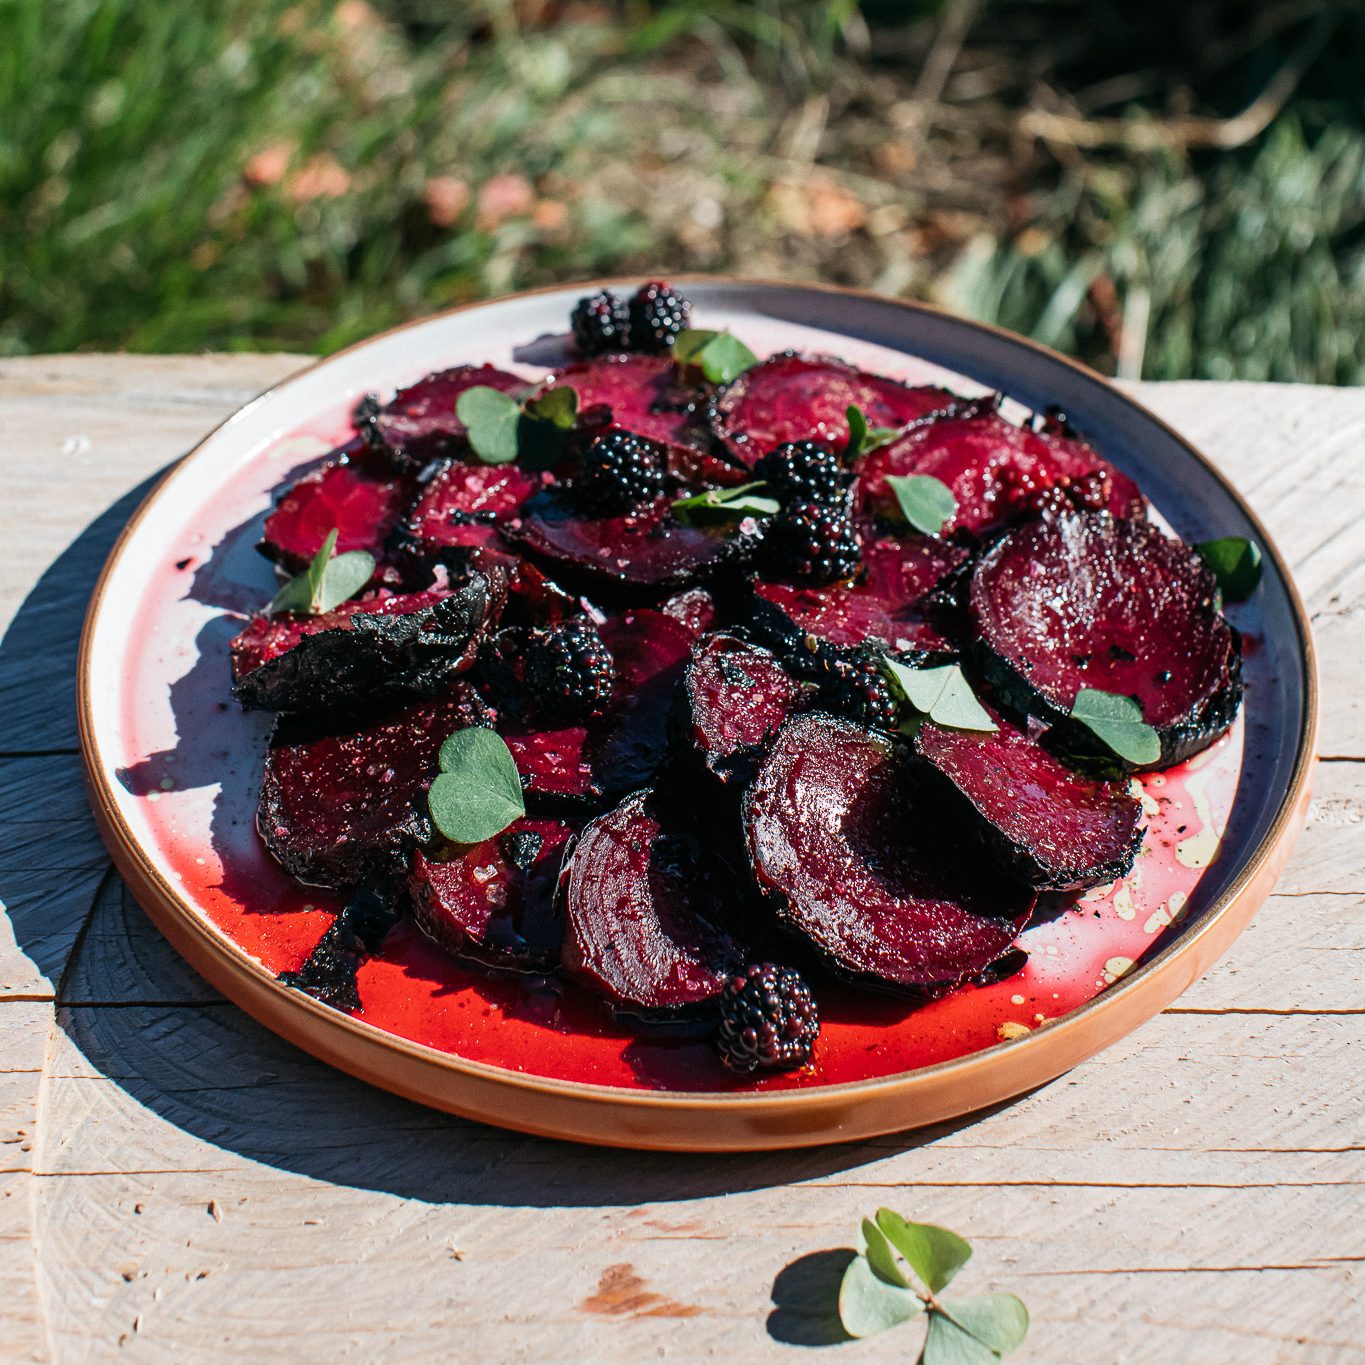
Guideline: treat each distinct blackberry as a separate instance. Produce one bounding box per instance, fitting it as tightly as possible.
[575,429,666,516]
[570,290,631,356]
[524,621,616,723]
[755,441,846,508]
[771,500,861,585]
[627,280,692,353]
[716,963,819,1074]
[817,647,900,731]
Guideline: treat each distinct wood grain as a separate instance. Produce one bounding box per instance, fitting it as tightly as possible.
[0,357,1361,1363]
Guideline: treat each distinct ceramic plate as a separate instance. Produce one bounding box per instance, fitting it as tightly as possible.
[78,279,1317,1150]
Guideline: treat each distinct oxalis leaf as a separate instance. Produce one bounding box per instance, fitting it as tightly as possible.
[875,1210,973,1294]
[843,404,901,462]
[523,385,578,431]
[940,1295,1030,1356]
[457,385,522,465]
[1195,535,1262,601]
[922,1308,1000,1365]
[268,528,375,616]
[883,660,997,733]
[672,328,759,384]
[838,1255,924,1340]
[671,481,780,526]
[1069,688,1161,766]
[886,473,956,535]
[427,727,526,845]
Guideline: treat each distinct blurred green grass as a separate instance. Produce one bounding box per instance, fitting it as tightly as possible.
[1,0,1361,382]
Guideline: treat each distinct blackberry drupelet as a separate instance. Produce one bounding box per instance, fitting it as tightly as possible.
[754,441,846,508]
[716,963,820,1074]
[771,499,861,585]
[570,290,631,356]
[524,621,616,723]
[817,648,900,731]
[575,429,667,516]
[627,280,692,353]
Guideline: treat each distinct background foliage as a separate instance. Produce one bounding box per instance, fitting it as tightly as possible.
[1,0,1361,382]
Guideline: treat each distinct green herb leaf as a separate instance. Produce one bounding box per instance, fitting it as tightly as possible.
[875,1210,973,1294]
[672,328,759,384]
[268,529,375,616]
[883,661,997,732]
[922,1308,1000,1365]
[843,404,901,462]
[838,1255,924,1340]
[427,727,526,845]
[524,385,578,431]
[1195,535,1262,601]
[457,385,523,465]
[941,1295,1030,1357]
[886,474,956,535]
[1069,688,1162,766]
[671,481,780,526]
[860,1217,910,1288]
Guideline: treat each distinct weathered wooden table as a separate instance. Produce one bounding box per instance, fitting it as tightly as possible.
[1,356,1361,1363]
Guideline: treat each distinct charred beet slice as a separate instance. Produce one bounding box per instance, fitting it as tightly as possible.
[408,817,575,971]
[859,411,1144,534]
[513,492,761,593]
[914,708,1144,891]
[260,448,410,573]
[534,354,731,485]
[359,364,527,470]
[711,353,955,465]
[745,713,1034,994]
[681,633,802,783]
[259,694,484,888]
[231,576,497,716]
[393,459,547,562]
[970,512,1243,768]
[751,531,969,658]
[561,790,748,1019]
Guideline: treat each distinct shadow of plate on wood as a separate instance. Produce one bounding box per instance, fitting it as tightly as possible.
[77,279,1318,1151]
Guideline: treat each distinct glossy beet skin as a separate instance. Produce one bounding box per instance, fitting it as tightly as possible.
[710,353,955,464]
[408,818,576,971]
[914,709,1144,891]
[970,512,1243,768]
[680,633,803,782]
[258,694,487,889]
[561,790,748,1018]
[259,447,410,572]
[360,364,527,470]
[391,459,547,563]
[859,411,1145,535]
[231,575,496,716]
[745,713,1034,994]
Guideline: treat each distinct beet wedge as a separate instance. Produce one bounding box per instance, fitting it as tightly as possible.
[561,790,748,1019]
[260,448,410,573]
[970,512,1243,768]
[914,708,1144,891]
[359,364,527,470]
[232,575,497,716]
[745,713,1034,994]
[258,693,486,888]
[860,411,1144,534]
[679,633,803,783]
[392,459,547,564]
[710,353,954,465]
[408,818,576,972]
[513,491,762,593]
[504,725,600,806]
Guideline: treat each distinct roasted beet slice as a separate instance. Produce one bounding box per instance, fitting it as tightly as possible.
[859,411,1144,534]
[751,531,968,658]
[681,633,802,782]
[260,449,410,572]
[535,354,727,483]
[258,694,484,888]
[914,709,1144,891]
[561,790,748,1019]
[513,492,761,593]
[970,512,1243,768]
[505,726,600,806]
[360,364,527,470]
[393,459,547,561]
[711,353,954,465]
[408,818,575,971]
[660,586,718,635]
[745,713,1034,993]
[231,576,496,715]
